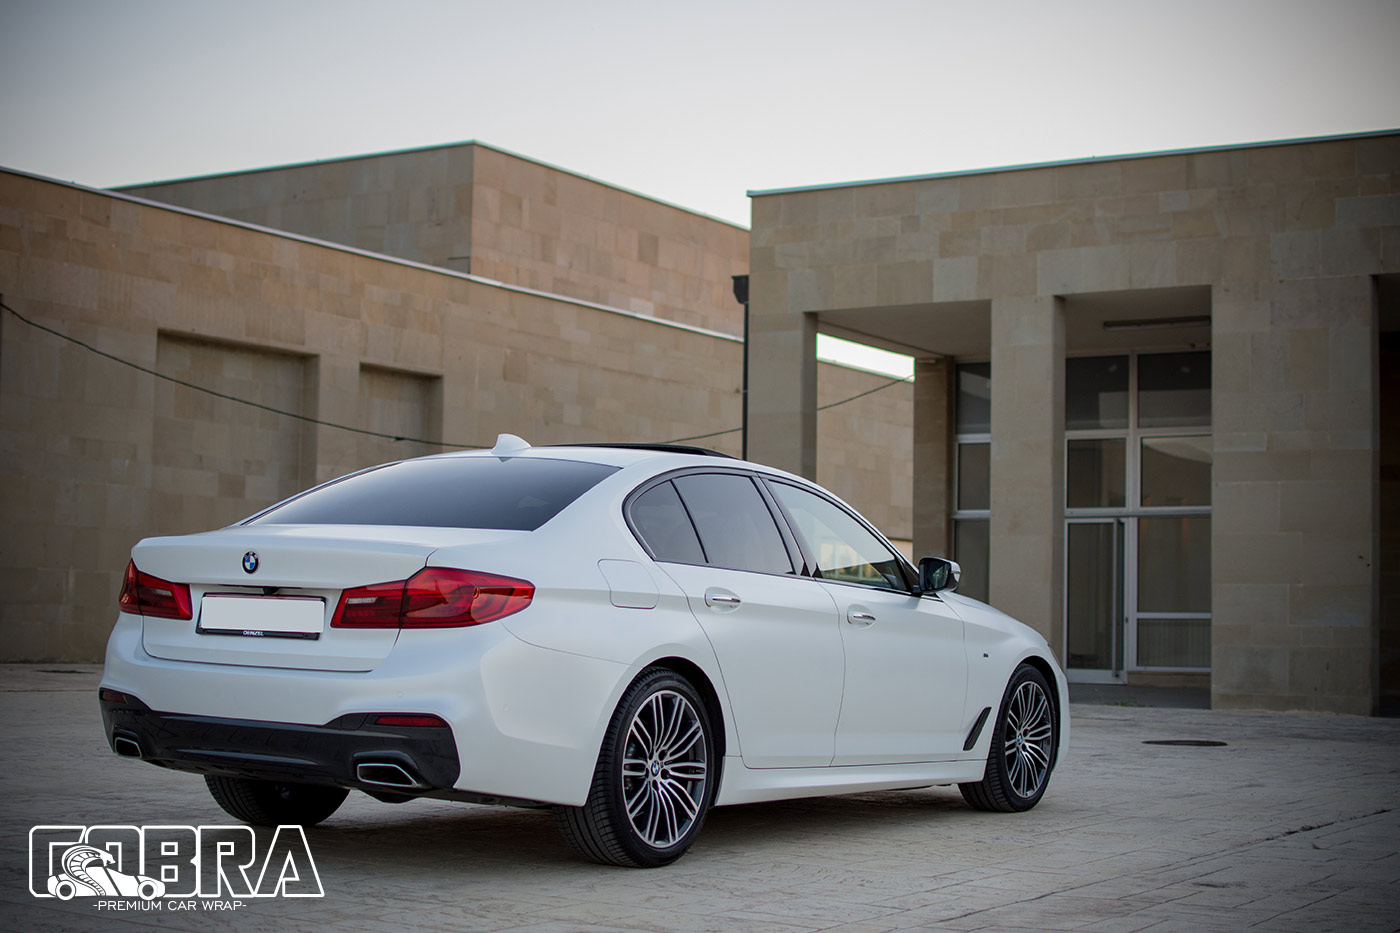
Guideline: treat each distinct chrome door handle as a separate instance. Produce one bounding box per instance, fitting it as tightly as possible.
[705,592,741,608]
[847,610,876,626]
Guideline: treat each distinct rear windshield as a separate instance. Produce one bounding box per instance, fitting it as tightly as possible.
[247,457,618,531]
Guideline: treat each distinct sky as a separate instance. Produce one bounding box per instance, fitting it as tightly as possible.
[2,0,1398,374]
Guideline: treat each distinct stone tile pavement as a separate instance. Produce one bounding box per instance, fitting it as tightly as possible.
[1,664,1396,932]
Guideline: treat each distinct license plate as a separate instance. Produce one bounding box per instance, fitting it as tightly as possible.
[198,595,326,639]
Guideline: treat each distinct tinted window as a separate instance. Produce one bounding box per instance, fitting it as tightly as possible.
[248,457,617,531]
[770,482,907,590]
[671,474,793,575]
[630,481,705,564]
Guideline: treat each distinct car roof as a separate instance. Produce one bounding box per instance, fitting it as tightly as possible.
[413,436,810,482]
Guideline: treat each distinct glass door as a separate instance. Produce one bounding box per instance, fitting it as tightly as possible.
[1066,518,1125,682]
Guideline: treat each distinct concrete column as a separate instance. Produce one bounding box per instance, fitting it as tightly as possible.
[1211,276,1378,714]
[746,269,817,478]
[913,357,953,560]
[988,296,1065,651]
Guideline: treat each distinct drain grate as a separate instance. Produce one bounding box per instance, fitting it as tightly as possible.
[1142,739,1228,747]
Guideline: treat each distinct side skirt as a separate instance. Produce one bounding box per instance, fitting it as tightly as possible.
[713,756,986,806]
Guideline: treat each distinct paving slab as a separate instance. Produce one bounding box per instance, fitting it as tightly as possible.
[1,664,1397,932]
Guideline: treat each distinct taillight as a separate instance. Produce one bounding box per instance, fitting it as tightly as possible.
[118,560,192,620]
[331,568,533,629]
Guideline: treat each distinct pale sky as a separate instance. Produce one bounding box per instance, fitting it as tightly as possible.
[2,0,1397,375]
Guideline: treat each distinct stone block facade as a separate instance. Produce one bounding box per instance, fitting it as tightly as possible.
[747,132,1400,715]
[118,143,749,334]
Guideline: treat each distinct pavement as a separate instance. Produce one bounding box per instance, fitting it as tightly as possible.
[1,663,1397,932]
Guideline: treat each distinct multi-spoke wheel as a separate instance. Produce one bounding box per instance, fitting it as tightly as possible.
[960,663,1058,812]
[556,669,716,867]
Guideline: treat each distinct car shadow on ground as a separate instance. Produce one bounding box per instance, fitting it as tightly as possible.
[299,786,975,873]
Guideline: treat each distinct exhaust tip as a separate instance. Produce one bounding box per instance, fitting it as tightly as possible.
[113,735,143,758]
[356,761,424,789]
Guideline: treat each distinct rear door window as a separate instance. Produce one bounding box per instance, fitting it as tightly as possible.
[671,474,793,575]
[629,481,706,564]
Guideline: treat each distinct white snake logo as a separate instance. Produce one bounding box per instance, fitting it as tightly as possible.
[45,845,165,900]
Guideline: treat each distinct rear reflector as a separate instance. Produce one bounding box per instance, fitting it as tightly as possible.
[118,561,193,620]
[332,568,533,629]
[99,688,129,704]
[373,714,448,728]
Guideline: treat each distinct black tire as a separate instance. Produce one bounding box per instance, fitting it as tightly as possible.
[960,663,1058,812]
[205,775,349,826]
[555,669,717,867]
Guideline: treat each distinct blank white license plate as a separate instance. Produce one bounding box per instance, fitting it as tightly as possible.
[198,595,326,638]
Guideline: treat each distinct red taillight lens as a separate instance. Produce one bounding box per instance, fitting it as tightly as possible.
[330,579,406,628]
[118,560,192,620]
[331,568,533,629]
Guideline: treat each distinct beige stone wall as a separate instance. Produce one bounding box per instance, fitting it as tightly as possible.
[118,143,749,335]
[815,364,913,543]
[0,170,913,661]
[468,147,749,332]
[749,133,1400,713]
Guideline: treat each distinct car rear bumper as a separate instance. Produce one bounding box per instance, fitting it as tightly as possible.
[100,692,461,794]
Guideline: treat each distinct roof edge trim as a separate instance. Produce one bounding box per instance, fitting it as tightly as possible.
[109,139,749,231]
[747,128,1400,198]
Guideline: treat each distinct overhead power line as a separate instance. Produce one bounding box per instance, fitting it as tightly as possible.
[3,299,914,453]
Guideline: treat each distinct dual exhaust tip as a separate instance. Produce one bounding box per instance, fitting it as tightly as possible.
[111,731,425,791]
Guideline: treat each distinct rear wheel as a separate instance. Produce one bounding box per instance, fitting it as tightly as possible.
[555,669,716,867]
[960,663,1057,812]
[205,775,348,826]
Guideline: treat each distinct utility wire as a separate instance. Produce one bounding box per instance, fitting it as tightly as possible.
[1,299,486,449]
[4,299,914,453]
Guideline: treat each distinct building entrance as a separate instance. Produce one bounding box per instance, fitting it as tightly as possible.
[1063,351,1212,682]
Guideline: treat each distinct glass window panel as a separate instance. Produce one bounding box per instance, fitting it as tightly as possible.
[770,483,907,590]
[1137,516,1211,613]
[1141,436,1212,507]
[1067,523,1119,670]
[952,519,989,603]
[1067,439,1126,509]
[1137,619,1211,668]
[957,442,990,511]
[1138,351,1211,427]
[672,474,793,575]
[629,481,705,564]
[1066,356,1128,430]
[956,362,991,434]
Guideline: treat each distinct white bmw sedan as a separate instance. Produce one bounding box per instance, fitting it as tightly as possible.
[101,435,1068,867]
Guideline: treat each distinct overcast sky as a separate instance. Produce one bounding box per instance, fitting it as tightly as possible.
[3,0,1397,228]
[2,0,1397,376]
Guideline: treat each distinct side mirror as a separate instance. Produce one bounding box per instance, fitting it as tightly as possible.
[917,557,961,595]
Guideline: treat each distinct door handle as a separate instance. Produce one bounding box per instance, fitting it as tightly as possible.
[847,610,876,626]
[704,589,741,609]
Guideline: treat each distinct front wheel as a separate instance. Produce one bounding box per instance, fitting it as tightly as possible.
[960,663,1058,812]
[205,775,348,826]
[555,669,716,867]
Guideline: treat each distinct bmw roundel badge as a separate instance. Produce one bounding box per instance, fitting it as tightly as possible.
[242,551,259,574]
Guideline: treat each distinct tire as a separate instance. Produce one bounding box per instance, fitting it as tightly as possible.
[960,663,1058,812]
[555,669,717,867]
[205,775,349,826]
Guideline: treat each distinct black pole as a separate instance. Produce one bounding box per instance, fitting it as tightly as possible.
[732,275,750,460]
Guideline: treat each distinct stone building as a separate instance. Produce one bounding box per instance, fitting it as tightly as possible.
[0,144,912,662]
[745,130,1400,714]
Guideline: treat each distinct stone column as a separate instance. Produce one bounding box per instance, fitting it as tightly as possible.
[746,269,817,478]
[1211,275,1378,714]
[988,296,1065,651]
[912,357,953,560]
